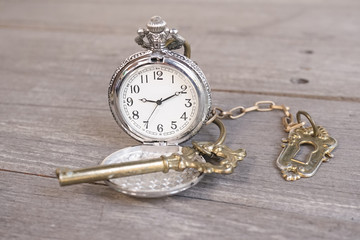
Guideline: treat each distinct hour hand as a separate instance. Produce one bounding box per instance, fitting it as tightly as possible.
[139,98,157,103]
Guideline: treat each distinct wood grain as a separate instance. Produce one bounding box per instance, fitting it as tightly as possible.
[1,172,359,240]
[1,0,359,239]
[0,0,360,101]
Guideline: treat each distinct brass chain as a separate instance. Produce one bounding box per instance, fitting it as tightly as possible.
[206,100,305,132]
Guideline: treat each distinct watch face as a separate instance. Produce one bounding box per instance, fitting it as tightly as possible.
[109,51,211,144]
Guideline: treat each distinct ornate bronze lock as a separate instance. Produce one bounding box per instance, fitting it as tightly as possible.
[276,111,337,181]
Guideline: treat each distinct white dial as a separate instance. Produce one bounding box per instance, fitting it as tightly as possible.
[119,64,199,141]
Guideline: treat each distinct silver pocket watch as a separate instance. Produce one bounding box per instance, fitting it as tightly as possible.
[105,16,212,197]
[56,17,336,196]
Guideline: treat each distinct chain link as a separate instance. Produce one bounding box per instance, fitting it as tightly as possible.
[206,101,304,132]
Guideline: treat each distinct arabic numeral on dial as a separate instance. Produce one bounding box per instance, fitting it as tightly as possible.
[126,97,133,106]
[171,121,177,130]
[180,85,187,94]
[143,121,149,129]
[140,75,148,83]
[157,124,163,132]
[130,85,140,93]
[185,99,192,108]
[180,112,187,121]
[154,71,163,80]
[132,110,139,120]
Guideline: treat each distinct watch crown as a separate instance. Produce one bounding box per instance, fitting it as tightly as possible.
[147,16,167,33]
[135,16,186,54]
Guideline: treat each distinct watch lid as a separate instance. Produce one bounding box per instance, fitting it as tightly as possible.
[101,145,205,197]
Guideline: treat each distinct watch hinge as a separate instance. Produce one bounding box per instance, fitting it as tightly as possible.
[143,141,178,146]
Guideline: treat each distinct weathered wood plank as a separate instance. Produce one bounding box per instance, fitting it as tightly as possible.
[1,171,359,240]
[0,0,359,100]
[1,92,359,176]
[1,92,359,228]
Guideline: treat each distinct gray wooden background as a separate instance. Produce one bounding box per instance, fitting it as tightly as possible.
[1,0,359,239]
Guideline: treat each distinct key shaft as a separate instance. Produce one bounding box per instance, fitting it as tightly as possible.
[56,154,181,186]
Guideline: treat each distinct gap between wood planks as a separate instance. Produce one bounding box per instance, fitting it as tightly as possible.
[0,168,57,179]
[211,89,360,103]
[0,169,297,211]
[0,89,359,110]
[0,23,119,34]
[0,169,267,208]
[0,168,107,186]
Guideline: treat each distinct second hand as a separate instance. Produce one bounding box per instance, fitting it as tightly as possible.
[145,98,162,124]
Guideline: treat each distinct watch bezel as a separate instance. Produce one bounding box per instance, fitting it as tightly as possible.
[108,50,211,145]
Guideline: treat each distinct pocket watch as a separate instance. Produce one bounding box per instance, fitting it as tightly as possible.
[109,16,211,144]
[106,16,211,196]
[56,17,337,198]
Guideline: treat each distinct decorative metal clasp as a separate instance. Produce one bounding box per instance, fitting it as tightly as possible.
[166,141,246,175]
[276,111,337,181]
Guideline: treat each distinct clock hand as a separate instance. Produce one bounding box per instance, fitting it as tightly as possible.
[142,90,181,126]
[146,98,162,123]
[160,91,181,103]
[140,91,180,104]
[139,98,157,103]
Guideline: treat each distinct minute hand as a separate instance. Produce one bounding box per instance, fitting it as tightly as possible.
[161,92,180,103]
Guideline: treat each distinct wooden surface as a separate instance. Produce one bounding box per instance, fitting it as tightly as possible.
[1,0,360,239]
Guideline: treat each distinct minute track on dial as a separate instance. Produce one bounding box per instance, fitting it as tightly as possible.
[118,65,199,140]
